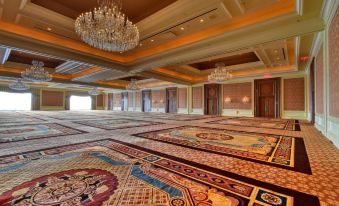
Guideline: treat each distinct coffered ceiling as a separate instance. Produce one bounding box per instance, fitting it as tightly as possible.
[0,0,327,91]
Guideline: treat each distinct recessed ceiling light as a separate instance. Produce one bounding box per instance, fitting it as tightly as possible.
[180,27,185,30]
[47,27,52,31]
[200,19,204,23]
[276,57,280,60]
[150,39,154,42]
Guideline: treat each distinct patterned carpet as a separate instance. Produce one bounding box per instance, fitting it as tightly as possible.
[0,111,338,206]
[208,117,300,131]
[133,126,311,173]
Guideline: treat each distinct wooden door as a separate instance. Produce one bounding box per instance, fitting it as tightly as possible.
[121,92,128,111]
[254,78,280,118]
[204,84,220,115]
[166,88,177,113]
[142,90,152,112]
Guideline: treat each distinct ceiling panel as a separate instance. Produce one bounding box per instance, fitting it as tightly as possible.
[189,52,260,70]
[7,50,65,68]
[31,0,177,23]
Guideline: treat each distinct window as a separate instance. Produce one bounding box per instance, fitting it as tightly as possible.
[0,92,32,110]
[70,95,92,110]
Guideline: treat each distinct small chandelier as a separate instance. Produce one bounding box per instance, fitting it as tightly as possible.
[21,60,52,82]
[126,78,141,91]
[9,79,29,91]
[208,62,233,83]
[88,87,99,96]
[75,0,139,52]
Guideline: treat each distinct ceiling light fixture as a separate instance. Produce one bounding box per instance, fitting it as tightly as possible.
[150,39,154,42]
[200,19,204,22]
[9,79,29,91]
[126,78,141,91]
[75,0,139,52]
[180,27,185,30]
[88,87,99,96]
[208,62,233,83]
[21,60,52,83]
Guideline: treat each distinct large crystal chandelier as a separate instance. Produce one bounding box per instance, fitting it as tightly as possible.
[21,60,52,82]
[208,62,233,83]
[88,87,99,96]
[9,79,29,91]
[126,78,141,91]
[75,0,139,52]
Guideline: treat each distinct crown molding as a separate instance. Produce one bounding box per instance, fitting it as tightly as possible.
[129,15,324,73]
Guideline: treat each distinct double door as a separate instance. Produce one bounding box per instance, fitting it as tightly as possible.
[166,88,177,113]
[254,78,280,118]
[204,84,220,115]
[142,90,152,112]
[121,92,128,111]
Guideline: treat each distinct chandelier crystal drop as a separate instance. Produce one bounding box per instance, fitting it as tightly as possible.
[75,0,139,52]
[88,87,100,96]
[208,62,233,83]
[9,79,29,91]
[126,78,141,91]
[21,60,52,83]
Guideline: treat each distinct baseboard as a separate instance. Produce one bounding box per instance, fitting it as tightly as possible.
[222,109,253,117]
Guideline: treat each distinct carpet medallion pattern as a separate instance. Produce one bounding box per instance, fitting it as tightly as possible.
[0,140,319,206]
[74,118,162,130]
[0,123,87,143]
[134,126,311,173]
[208,117,300,131]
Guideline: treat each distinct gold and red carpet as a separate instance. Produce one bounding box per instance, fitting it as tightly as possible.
[0,111,338,206]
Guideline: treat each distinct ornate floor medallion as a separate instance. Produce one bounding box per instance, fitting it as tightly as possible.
[133,126,311,174]
[0,139,320,206]
[1,169,116,206]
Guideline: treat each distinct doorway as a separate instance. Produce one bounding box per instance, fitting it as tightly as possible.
[142,90,152,112]
[70,96,92,110]
[0,92,31,110]
[121,92,128,111]
[254,78,280,118]
[166,88,177,113]
[204,84,220,115]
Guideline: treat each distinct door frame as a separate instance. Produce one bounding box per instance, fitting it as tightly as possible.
[142,90,152,112]
[165,87,178,113]
[204,84,221,115]
[254,78,281,118]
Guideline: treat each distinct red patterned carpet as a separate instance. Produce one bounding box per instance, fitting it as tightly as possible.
[0,111,338,206]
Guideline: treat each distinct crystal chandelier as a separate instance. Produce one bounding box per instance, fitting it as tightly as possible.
[88,87,99,96]
[9,79,29,91]
[208,62,233,83]
[21,60,52,82]
[126,78,141,91]
[75,0,139,52]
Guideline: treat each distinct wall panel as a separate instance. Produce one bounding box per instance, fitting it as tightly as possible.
[316,46,324,114]
[284,78,305,111]
[329,8,339,117]
[192,86,203,109]
[41,90,64,107]
[223,82,251,109]
[178,88,187,108]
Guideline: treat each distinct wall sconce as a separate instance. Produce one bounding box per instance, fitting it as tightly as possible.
[242,96,250,104]
[224,97,231,103]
